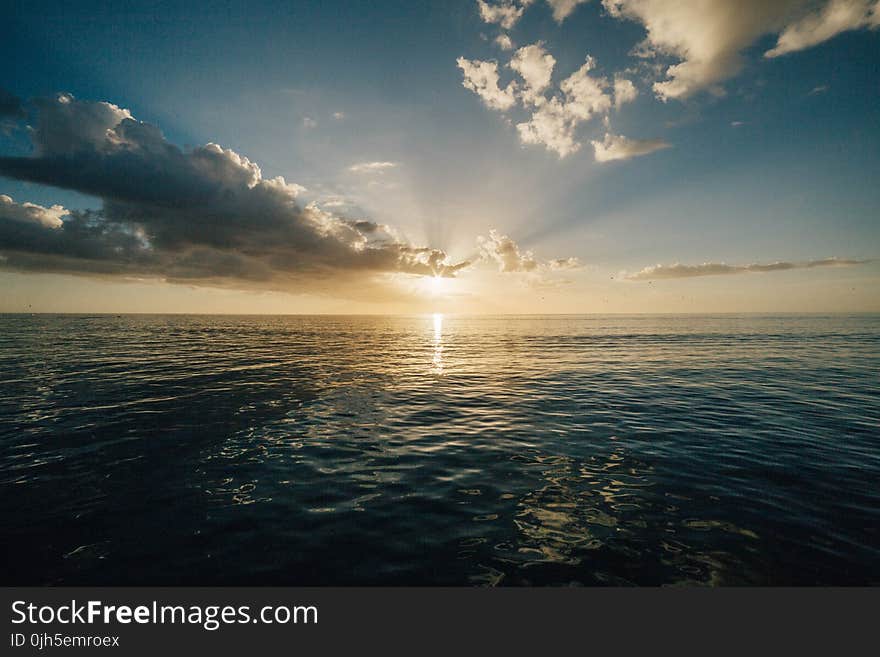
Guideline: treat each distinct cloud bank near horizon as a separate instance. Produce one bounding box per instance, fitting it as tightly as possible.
[625,257,871,280]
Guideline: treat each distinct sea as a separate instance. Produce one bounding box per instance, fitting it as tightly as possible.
[1,313,878,585]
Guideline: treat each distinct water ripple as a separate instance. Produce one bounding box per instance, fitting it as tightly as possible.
[0,313,878,585]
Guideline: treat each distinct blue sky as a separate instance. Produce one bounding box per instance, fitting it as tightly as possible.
[1,0,878,312]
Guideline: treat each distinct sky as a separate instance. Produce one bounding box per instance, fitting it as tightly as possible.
[1,0,878,314]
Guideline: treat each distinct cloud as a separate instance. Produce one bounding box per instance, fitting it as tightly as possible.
[613,76,638,107]
[602,0,880,100]
[0,94,468,292]
[602,0,796,100]
[30,93,133,155]
[348,161,398,173]
[0,195,67,229]
[0,89,25,119]
[460,1,874,161]
[591,132,670,161]
[516,98,582,156]
[476,0,590,27]
[457,57,518,110]
[479,229,539,272]
[765,0,880,58]
[495,34,515,50]
[510,43,557,104]
[459,40,629,158]
[547,256,582,270]
[478,229,581,273]
[547,0,590,22]
[515,54,613,156]
[476,0,535,29]
[559,56,613,119]
[624,257,870,280]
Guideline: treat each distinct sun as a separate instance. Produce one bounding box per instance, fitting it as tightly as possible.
[429,275,447,295]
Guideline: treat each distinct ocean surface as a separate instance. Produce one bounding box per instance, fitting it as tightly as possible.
[0,313,878,586]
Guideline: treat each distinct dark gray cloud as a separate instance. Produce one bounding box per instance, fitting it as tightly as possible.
[0,94,468,292]
[626,257,871,280]
[0,89,25,119]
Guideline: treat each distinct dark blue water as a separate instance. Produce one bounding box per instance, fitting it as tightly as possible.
[1,314,878,585]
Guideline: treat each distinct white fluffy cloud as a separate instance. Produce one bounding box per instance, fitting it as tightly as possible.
[509,43,557,104]
[547,0,590,22]
[515,55,613,156]
[517,98,582,156]
[625,257,870,280]
[547,256,582,270]
[478,229,581,273]
[613,76,638,107]
[602,0,880,100]
[602,0,797,100]
[479,229,539,272]
[765,0,880,57]
[459,39,660,158]
[457,57,518,110]
[461,1,878,160]
[476,0,588,26]
[495,34,515,50]
[559,56,613,119]
[591,132,670,161]
[476,0,535,29]
[0,194,67,229]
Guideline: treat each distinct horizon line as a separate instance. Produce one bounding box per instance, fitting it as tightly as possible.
[3,311,879,317]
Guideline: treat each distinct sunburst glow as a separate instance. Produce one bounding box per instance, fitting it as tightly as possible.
[429,275,447,295]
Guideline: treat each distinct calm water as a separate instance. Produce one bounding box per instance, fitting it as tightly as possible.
[0,314,878,586]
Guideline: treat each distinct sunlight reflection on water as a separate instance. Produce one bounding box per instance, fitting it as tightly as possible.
[432,313,444,375]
